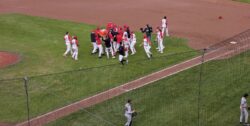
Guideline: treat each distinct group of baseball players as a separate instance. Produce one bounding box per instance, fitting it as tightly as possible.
[62,16,169,65]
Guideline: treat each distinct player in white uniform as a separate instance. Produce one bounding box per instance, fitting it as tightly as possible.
[130,32,136,55]
[162,16,169,37]
[141,35,152,59]
[240,93,249,124]
[71,36,79,60]
[63,32,72,56]
[123,35,130,58]
[156,28,164,53]
[124,99,134,126]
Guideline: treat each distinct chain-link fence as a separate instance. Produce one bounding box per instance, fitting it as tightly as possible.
[0,30,250,126]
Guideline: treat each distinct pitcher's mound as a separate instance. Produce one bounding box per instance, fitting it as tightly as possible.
[0,51,21,69]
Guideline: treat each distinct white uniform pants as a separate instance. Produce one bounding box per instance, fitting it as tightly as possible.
[116,43,120,52]
[113,42,117,52]
[158,39,164,53]
[240,108,248,123]
[124,45,129,58]
[92,42,98,53]
[97,45,103,57]
[125,114,132,126]
[105,47,114,59]
[72,47,78,60]
[162,27,169,37]
[119,55,124,62]
[144,45,152,58]
[130,41,136,55]
[64,43,72,55]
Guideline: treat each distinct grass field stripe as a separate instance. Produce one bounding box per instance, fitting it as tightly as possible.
[123,48,243,92]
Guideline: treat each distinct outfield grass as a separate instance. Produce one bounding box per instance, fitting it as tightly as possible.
[233,0,250,3]
[47,51,250,126]
[0,14,198,123]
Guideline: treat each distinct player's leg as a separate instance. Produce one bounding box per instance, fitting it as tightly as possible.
[98,45,102,58]
[240,109,244,123]
[113,42,117,52]
[105,47,110,59]
[144,46,150,58]
[64,43,71,56]
[75,48,78,60]
[159,39,164,53]
[119,55,124,65]
[245,109,248,123]
[166,27,169,36]
[110,47,115,58]
[125,114,131,126]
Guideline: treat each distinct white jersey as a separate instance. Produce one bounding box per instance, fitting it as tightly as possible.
[157,31,163,40]
[162,18,167,28]
[241,97,247,108]
[123,31,128,39]
[125,103,132,115]
[131,33,136,43]
[71,39,78,49]
[64,35,71,44]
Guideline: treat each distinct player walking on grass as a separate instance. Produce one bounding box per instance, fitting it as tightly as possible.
[102,35,115,59]
[90,30,97,54]
[124,99,135,126]
[156,27,164,53]
[123,35,130,58]
[130,32,136,55]
[162,16,169,37]
[141,35,152,59]
[63,32,72,56]
[118,45,128,65]
[95,32,104,58]
[71,36,79,60]
[240,93,249,125]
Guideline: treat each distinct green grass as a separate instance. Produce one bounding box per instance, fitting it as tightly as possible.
[47,51,250,126]
[0,14,198,123]
[233,0,250,3]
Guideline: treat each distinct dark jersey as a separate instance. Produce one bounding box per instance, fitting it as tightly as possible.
[126,29,131,38]
[142,27,153,37]
[90,32,96,42]
[118,46,125,56]
[102,37,111,48]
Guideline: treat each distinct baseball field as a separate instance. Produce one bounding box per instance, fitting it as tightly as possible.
[0,0,250,126]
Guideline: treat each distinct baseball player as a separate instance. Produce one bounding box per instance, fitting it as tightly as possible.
[130,32,137,55]
[141,35,152,59]
[116,33,123,52]
[118,45,128,65]
[123,35,130,58]
[156,27,164,53]
[102,35,115,59]
[63,32,72,56]
[90,30,97,54]
[96,33,103,58]
[71,36,79,60]
[240,93,249,125]
[162,16,169,37]
[124,99,135,126]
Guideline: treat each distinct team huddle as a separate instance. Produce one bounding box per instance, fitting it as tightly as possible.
[63,16,169,66]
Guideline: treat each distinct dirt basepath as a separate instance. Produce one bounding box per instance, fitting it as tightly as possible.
[0,0,249,49]
[0,52,20,69]
[16,29,250,126]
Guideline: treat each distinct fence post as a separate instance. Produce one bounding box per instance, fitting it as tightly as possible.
[197,48,206,126]
[24,76,30,126]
